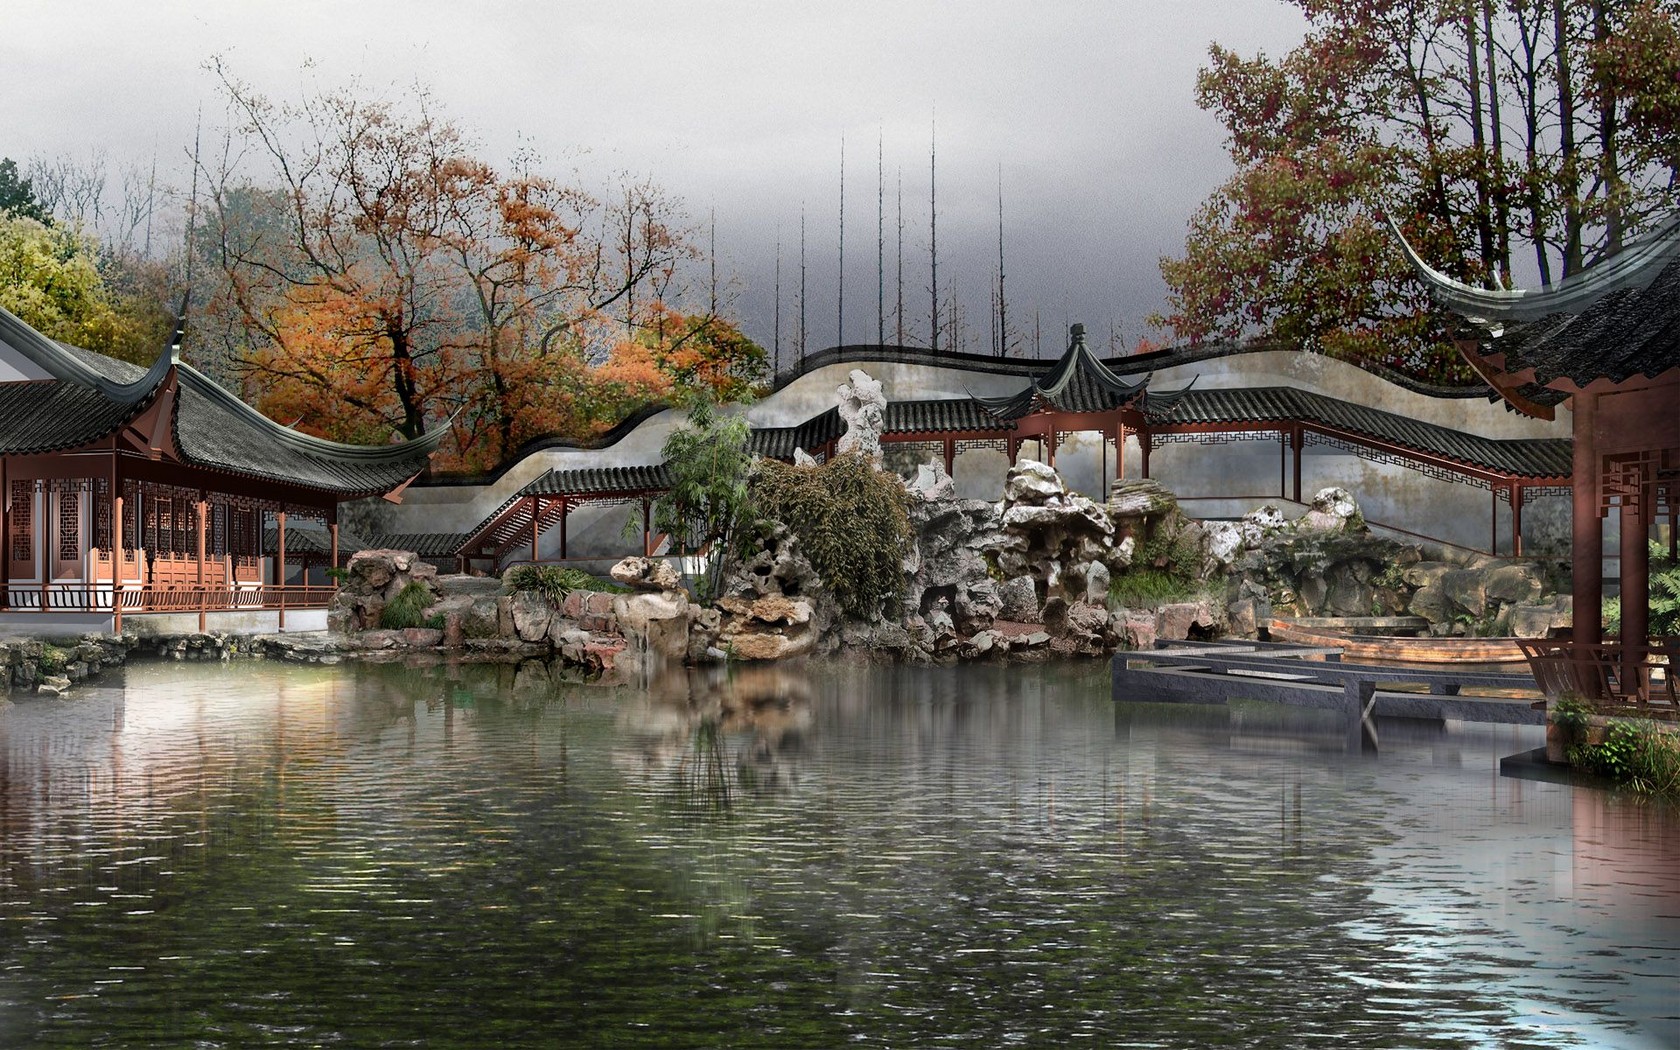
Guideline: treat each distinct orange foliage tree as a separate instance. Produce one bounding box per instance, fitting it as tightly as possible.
[198,63,762,472]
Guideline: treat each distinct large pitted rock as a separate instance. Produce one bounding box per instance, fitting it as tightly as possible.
[997,575,1040,622]
[611,556,683,593]
[903,497,1005,634]
[996,461,1117,605]
[1105,478,1177,521]
[1004,460,1066,504]
[836,368,887,461]
[1156,600,1223,641]
[508,590,555,642]
[612,591,695,661]
[1295,487,1364,534]
[906,461,956,502]
[716,595,818,661]
[329,549,441,633]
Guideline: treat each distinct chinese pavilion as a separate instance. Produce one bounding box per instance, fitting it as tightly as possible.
[1397,214,1680,709]
[0,308,443,632]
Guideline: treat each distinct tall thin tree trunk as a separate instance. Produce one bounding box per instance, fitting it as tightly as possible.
[798,208,807,369]
[929,119,939,353]
[1554,0,1584,275]
[877,130,885,347]
[997,164,1008,357]
[837,136,845,350]
[1482,0,1512,281]
[895,169,904,346]
[1515,1,1554,284]
[773,225,782,379]
[1593,0,1624,257]
[1465,12,1497,282]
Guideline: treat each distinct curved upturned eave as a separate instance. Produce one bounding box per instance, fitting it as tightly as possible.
[1389,213,1680,325]
[0,306,175,405]
[174,363,448,467]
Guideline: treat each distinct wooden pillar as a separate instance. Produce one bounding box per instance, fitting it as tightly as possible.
[1511,484,1524,558]
[1620,495,1650,696]
[112,493,123,633]
[276,511,288,631]
[1046,427,1058,468]
[559,500,569,561]
[195,499,208,632]
[330,523,340,575]
[41,482,51,613]
[1491,487,1500,555]
[1139,429,1152,480]
[1100,431,1108,501]
[1007,436,1019,466]
[1571,395,1602,644]
[0,457,9,611]
[942,436,954,478]
[1291,426,1303,504]
[1670,506,1677,564]
[641,497,652,557]
[530,495,542,563]
[1116,421,1128,480]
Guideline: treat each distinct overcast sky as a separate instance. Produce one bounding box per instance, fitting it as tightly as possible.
[4,0,1309,361]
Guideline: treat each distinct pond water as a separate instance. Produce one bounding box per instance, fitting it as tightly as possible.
[0,658,1676,1049]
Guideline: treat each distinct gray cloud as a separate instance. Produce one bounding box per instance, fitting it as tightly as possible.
[3,0,1307,358]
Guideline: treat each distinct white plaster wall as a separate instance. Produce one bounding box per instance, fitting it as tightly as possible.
[367,349,1573,552]
[0,331,52,382]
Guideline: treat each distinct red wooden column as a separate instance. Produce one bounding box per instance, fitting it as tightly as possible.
[1511,483,1524,557]
[330,523,340,577]
[1116,421,1128,480]
[531,496,543,563]
[276,511,288,631]
[1571,395,1603,644]
[1620,489,1650,696]
[942,437,955,478]
[112,493,125,633]
[195,499,208,632]
[1491,488,1500,554]
[559,499,569,561]
[1290,426,1303,504]
[0,457,9,611]
[641,498,652,557]
[1139,428,1152,480]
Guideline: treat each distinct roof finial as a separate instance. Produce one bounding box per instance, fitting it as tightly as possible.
[1070,322,1085,346]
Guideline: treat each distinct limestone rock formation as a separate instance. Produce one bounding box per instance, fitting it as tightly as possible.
[611,556,682,593]
[836,368,887,461]
[328,549,441,633]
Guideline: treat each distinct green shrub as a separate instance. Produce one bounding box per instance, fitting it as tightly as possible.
[325,566,350,583]
[1550,693,1594,733]
[1603,542,1680,638]
[506,564,626,605]
[379,581,435,630]
[748,452,913,620]
[1569,719,1680,798]
[38,644,67,674]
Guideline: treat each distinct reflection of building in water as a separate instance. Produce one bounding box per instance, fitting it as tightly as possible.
[1572,792,1680,904]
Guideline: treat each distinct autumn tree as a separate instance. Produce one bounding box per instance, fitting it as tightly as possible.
[199,62,749,471]
[1156,0,1680,380]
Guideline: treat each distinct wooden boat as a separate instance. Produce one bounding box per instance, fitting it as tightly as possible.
[1266,618,1530,666]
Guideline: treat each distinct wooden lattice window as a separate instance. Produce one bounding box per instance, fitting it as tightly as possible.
[211,503,227,556]
[58,489,80,561]
[8,481,30,563]
[121,494,137,553]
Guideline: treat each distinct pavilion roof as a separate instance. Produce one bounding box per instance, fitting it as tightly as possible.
[1393,213,1680,390]
[0,307,444,497]
[1142,386,1573,479]
[974,324,1149,418]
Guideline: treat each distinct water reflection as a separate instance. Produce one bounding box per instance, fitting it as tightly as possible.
[0,657,1673,1049]
[616,667,814,813]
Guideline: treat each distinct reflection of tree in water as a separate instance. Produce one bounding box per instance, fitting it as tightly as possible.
[615,667,813,815]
